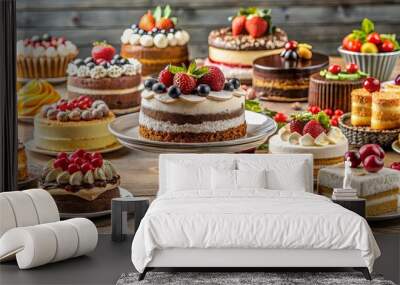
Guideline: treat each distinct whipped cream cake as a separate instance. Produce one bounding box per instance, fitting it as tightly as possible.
[67,42,142,114]
[40,150,120,213]
[207,7,287,85]
[139,63,247,142]
[34,97,117,152]
[120,6,189,76]
[269,111,348,177]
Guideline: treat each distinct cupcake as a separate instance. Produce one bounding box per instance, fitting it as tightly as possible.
[16,34,78,80]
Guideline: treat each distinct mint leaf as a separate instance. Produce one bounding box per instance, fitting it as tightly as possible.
[168,65,185,74]
[192,66,209,78]
[314,111,330,129]
[361,18,374,34]
[170,17,177,25]
[153,6,162,21]
[352,29,367,42]
[187,61,197,74]
[163,5,171,18]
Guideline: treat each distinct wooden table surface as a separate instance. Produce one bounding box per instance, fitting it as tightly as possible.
[18,57,400,198]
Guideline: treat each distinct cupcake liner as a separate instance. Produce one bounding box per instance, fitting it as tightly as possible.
[338,47,400,81]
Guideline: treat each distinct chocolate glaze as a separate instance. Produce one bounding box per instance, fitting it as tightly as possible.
[41,175,120,193]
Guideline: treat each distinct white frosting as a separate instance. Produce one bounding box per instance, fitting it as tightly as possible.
[121,29,190,48]
[65,41,77,54]
[77,65,91,78]
[140,35,154,47]
[17,38,77,58]
[139,112,245,133]
[123,63,141,75]
[45,47,58,58]
[67,63,78,76]
[129,34,141,45]
[121,28,133,44]
[167,33,177,46]
[153,34,168,48]
[57,44,71,57]
[89,66,107,79]
[23,45,33,57]
[107,65,123,78]
[32,46,45,58]
[204,58,253,80]
[17,40,25,56]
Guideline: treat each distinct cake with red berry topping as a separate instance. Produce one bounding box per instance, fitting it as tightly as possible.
[16,34,78,81]
[253,41,329,102]
[308,63,368,112]
[120,5,189,76]
[139,63,247,142]
[269,111,348,177]
[67,42,142,114]
[34,97,117,152]
[40,150,120,213]
[206,7,287,85]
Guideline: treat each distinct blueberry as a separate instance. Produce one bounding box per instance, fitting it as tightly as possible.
[284,50,293,60]
[289,50,298,60]
[100,61,110,68]
[41,33,51,41]
[223,82,234,91]
[228,78,241,89]
[113,54,122,60]
[31,35,40,43]
[197,84,210,97]
[110,59,119,66]
[168,85,181,98]
[152,82,166,93]
[280,50,287,57]
[73,58,84,66]
[84,57,93,64]
[86,62,95,69]
[144,78,158,90]
[119,58,129,65]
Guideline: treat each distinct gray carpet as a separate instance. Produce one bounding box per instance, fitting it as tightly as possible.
[117,272,395,285]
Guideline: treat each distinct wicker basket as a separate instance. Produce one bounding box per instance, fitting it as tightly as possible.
[339,113,400,149]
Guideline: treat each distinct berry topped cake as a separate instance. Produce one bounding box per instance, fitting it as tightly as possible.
[67,42,142,114]
[121,5,190,76]
[207,7,287,85]
[253,41,329,102]
[34,97,117,152]
[139,63,247,143]
[17,34,78,80]
[309,63,368,112]
[40,149,120,213]
[269,111,348,177]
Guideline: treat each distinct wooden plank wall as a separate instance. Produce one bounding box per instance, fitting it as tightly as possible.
[16,0,400,58]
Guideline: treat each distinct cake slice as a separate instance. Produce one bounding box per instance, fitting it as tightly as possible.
[351,88,372,126]
[371,91,400,130]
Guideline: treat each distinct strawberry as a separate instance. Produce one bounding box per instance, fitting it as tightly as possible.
[156,18,174,30]
[245,16,268,38]
[139,10,156,32]
[173,73,196,94]
[302,120,326,138]
[232,15,246,36]
[158,67,174,87]
[289,120,305,134]
[197,66,225,91]
[91,41,115,62]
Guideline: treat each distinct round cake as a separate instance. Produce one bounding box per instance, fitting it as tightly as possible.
[39,150,120,213]
[253,42,329,102]
[139,63,247,143]
[269,111,348,177]
[34,97,117,152]
[309,63,367,112]
[67,43,142,114]
[207,8,287,85]
[120,6,189,76]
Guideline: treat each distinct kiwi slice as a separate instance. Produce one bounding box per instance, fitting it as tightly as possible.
[325,72,340,80]
[338,73,360,80]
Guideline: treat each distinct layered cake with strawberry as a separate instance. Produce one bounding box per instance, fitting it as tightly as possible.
[139,63,247,142]
[308,63,368,112]
[269,111,349,177]
[67,42,142,114]
[34,97,117,152]
[207,7,287,85]
[17,34,78,80]
[253,41,329,102]
[121,5,189,76]
[40,150,120,213]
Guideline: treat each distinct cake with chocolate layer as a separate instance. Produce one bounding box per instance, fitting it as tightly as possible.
[207,7,287,85]
[34,97,117,152]
[253,42,328,102]
[308,63,367,112]
[120,6,189,76]
[40,150,120,213]
[139,63,247,143]
[67,43,142,114]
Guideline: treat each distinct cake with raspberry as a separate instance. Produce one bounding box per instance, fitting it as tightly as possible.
[253,41,329,102]
[39,150,120,213]
[269,111,348,177]
[67,42,142,114]
[207,7,288,85]
[139,63,247,142]
[34,97,117,152]
[308,63,367,113]
[120,5,189,76]
[17,34,78,81]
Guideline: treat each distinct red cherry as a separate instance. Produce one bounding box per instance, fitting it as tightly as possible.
[309,105,320,115]
[78,95,88,101]
[395,74,400,86]
[53,158,69,171]
[366,32,382,45]
[67,163,80,174]
[81,162,94,174]
[273,112,288,123]
[72,157,85,166]
[78,101,88,110]
[334,109,344,117]
[57,152,68,160]
[348,39,362,52]
[91,157,103,168]
[331,115,341,122]
[363,77,380,93]
[344,151,362,168]
[323,108,333,117]
[346,63,358,74]
[83,152,93,162]
[330,118,338,127]
[328,64,341,75]
[359,144,385,161]
[58,103,68,111]
[363,155,384,173]
[74,149,86,158]
[67,102,75,110]
[380,40,394,52]
[91,152,103,160]
[284,40,298,50]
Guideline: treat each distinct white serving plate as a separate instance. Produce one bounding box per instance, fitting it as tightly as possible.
[25,140,123,157]
[59,187,133,219]
[108,110,276,153]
